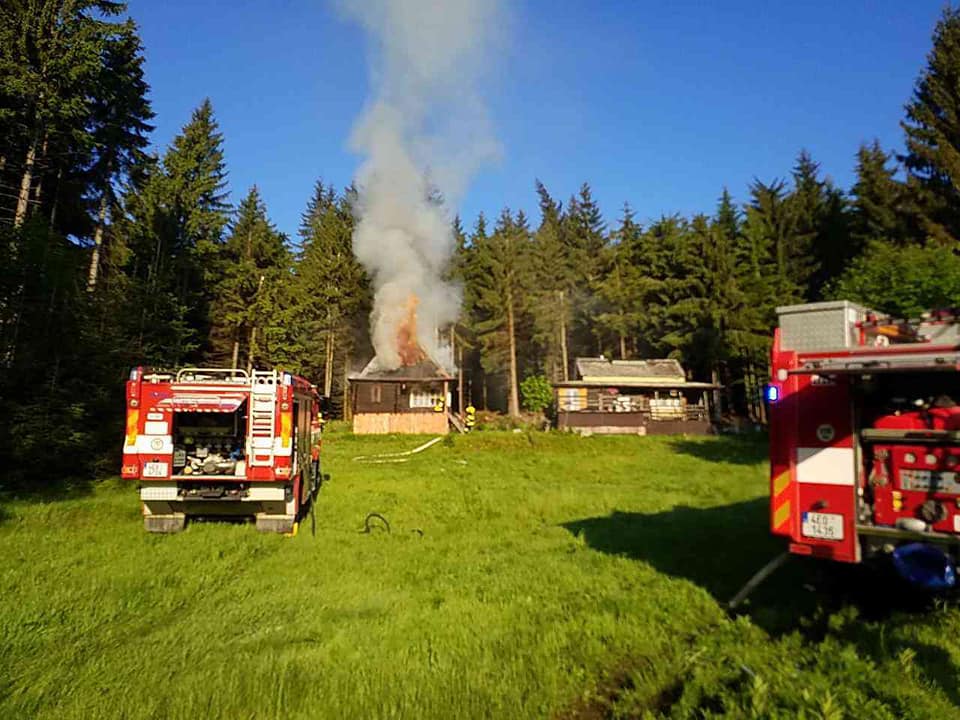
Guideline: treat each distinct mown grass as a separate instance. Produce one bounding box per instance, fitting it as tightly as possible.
[1,431,959,719]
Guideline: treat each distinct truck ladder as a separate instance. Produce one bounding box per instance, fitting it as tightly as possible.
[248,370,278,467]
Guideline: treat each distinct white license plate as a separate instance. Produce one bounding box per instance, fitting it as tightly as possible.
[142,462,169,478]
[802,512,844,540]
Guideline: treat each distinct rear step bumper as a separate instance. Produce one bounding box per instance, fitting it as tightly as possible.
[139,481,287,502]
[140,480,297,533]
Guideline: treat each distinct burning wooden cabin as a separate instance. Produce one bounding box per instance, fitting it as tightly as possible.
[350,293,457,434]
[350,354,454,434]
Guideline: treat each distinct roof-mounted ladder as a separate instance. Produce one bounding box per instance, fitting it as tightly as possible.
[248,369,278,467]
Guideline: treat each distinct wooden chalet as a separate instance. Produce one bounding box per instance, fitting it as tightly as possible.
[349,355,454,435]
[554,357,717,435]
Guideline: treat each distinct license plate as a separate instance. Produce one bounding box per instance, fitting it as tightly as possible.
[802,512,844,540]
[142,462,169,478]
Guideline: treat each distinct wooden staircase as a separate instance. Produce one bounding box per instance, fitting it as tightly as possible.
[447,410,466,434]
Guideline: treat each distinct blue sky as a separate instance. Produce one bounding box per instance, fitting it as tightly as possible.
[129,0,944,239]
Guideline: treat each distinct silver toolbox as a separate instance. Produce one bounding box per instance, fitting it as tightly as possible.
[777,301,872,351]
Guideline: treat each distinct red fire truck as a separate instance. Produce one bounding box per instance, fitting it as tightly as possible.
[122,367,323,533]
[769,302,960,587]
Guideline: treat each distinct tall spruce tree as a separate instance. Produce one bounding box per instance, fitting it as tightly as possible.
[852,141,909,246]
[282,181,368,407]
[744,179,810,304]
[902,6,960,244]
[161,99,230,353]
[459,212,489,408]
[529,181,575,381]
[208,187,289,370]
[564,182,608,358]
[595,204,643,360]
[473,208,532,416]
[0,0,128,228]
[113,101,230,365]
[85,19,154,291]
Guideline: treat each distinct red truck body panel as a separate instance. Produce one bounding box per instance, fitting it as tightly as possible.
[770,303,960,563]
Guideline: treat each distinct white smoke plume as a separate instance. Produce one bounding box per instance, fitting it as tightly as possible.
[338,0,502,372]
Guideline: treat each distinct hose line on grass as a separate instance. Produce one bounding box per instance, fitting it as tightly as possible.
[360,512,424,537]
[362,512,391,533]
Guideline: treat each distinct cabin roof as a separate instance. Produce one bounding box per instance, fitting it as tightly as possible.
[575,357,685,382]
[350,354,454,382]
[554,357,718,389]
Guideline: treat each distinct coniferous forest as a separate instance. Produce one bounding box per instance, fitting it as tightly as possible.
[4,2,960,488]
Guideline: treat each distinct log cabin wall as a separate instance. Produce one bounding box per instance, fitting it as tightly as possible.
[352,412,449,435]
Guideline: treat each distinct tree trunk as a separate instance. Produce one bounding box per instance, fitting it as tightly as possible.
[48,167,63,227]
[246,324,257,374]
[14,130,40,226]
[558,290,569,382]
[86,193,110,291]
[231,328,240,370]
[458,344,465,414]
[323,331,334,397]
[619,333,627,360]
[245,275,266,373]
[343,351,351,421]
[711,367,721,422]
[757,362,768,425]
[506,290,520,417]
[31,135,48,204]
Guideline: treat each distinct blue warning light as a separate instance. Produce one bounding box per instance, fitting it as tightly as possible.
[765,384,780,403]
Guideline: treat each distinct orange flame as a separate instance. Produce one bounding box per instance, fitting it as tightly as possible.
[397,295,427,367]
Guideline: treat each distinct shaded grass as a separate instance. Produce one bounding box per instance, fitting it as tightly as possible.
[0,431,958,718]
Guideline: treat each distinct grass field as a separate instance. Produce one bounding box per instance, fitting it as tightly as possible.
[2,430,960,719]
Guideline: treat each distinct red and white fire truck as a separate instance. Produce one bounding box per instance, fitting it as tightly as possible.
[769,302,960,585]
[122,367,323,533]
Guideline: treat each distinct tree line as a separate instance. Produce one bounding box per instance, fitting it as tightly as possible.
[3,2,960,487]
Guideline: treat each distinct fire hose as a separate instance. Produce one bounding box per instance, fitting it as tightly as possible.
[360,512,423,537]
[351,436,444,463]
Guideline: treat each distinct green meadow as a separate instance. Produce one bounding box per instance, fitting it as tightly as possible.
[2,430,959,719]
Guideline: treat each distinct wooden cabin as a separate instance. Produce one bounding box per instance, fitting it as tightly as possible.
[350,356,454,434]
[554,358,716,435]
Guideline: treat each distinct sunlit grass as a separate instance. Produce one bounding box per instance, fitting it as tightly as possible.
[1,431,958,718]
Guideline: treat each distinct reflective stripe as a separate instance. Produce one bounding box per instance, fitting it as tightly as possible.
[773,500,791,530]
[773,470,791,497]
[125,408,139,447]
[796,447,855,486]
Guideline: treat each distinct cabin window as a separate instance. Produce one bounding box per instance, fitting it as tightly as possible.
[370,385,382,403]
[409,389,443,409]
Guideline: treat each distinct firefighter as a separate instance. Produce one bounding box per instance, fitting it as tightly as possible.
[465,404,476,432]
[433,396,445,413]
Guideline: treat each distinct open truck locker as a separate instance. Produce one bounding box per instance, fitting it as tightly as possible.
[122,367,323,533]
[769,302,960,585]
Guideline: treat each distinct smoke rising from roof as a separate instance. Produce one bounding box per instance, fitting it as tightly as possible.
[339,0,502,372]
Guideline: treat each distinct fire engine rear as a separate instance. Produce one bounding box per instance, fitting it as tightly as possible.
[770,302,960,587]
[122,367,323,533]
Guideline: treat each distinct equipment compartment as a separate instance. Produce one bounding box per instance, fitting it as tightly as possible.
[172,403,247,477]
